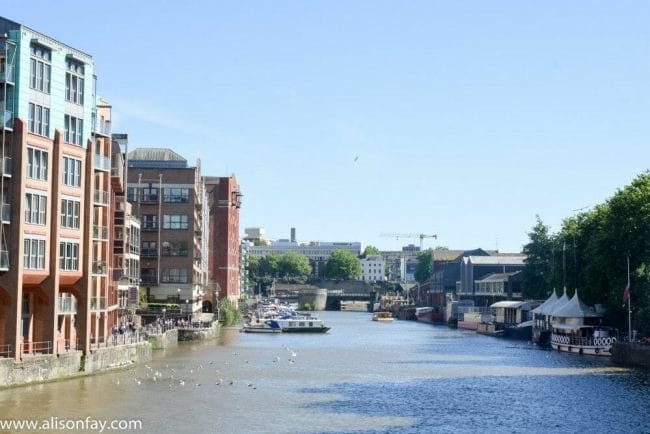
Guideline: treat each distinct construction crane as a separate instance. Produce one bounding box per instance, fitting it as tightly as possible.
[380,233,438,250]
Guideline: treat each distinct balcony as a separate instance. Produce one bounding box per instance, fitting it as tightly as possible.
[92,225,108,241]
[0,250,8,270]
[93,190,109,206]
[0,157,10,177]
[1,110,12,130]
[57,296,77,314]
[94,154,110,172]
[0,64,14,84]
[92,260,108,275]
[1,203,9,224]
[141,224,158,232]
[90,296,107,311]
[140,249,158,258]
[95,119,111,138]
[140,276,158,285]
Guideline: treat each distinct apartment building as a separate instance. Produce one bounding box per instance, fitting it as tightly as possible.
[360,255,386,282]
[205,176,241,306]
[0,17,118,360]
[126,148,208,316]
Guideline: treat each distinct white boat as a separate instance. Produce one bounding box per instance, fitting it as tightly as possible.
[242,320,282,333]
[549,290,618,356]
[270,317,331,333]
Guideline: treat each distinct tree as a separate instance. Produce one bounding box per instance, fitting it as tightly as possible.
[521,216,556,299]
[414,249,433,284]
[277,252,312,280]
[363,245,380,256]
[325,250,362,280]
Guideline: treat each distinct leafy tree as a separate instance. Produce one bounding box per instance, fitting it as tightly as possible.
[325,250,362,280]
[363,245,380,256]
[414,249,433,284]
[521,216,556,299]
[277,252,312,280]
[260,253,280,277]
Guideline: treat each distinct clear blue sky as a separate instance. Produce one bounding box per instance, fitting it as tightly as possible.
[7,1,650,252]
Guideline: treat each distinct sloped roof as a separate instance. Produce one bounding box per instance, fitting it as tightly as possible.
[128,148,187,162]
[467,255,527,266]
[540,288,570,316]
[532,290,558,315]
[476,272,521,282]
[551,290,601,318]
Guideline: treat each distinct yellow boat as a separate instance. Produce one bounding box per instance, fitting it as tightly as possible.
[372,311,394,322]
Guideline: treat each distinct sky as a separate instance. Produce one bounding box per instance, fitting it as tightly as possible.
[5,1,650,252]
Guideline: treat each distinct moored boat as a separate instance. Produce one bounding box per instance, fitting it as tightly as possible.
[272,317,331,333]
[372,311,394,322]
[242,320,282,333]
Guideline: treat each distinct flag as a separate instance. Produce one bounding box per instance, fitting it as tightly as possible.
[623,283,630,304]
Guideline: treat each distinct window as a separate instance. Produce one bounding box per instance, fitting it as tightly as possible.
[161,268,188,283]
[140,268,157,284]
[142,215,158,230]
[23,238,46,269]
[127,187,138,202]
[59,241,79,271]
[25,192,47,225]
[60,198,81,229]
[161,241,188,256]
[26,147,48,180]
[141,187,159,202]
[141,241,157,257]
[163,214,188,230]
[30,45,51,93]
[163,188,189,203]
[65,60,84,104]
[28,103,50,137]
[64,115,83,145]
[62,156,82,187]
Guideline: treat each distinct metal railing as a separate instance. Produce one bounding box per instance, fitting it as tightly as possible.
[96,119,111,137]
[90,296,108,311]
[20,341,52,356]
[93,190,109,206]
[1,110,12,130]
[90,331,145,349]
[0,250,8,270]
[94,154,110,171]
[1,203,9,223]
[0,64,14,83]
[1,156,11,176]
[0,344,11,358]
[57,296,77,314]
[92,225,109,240]
[56,339,79,352]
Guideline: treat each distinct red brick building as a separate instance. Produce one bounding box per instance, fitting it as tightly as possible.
[205,176,241,306]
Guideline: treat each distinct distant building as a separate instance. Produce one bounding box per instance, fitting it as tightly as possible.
[360,255,385,282]
[458,255,526,299]
[127,148,209,316]
[379,245,421,283]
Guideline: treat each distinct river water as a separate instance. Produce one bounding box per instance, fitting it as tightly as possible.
[1,311,650,434]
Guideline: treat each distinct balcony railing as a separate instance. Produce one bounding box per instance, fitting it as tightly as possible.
[141,224,158,232]
[0,250,8,270]
[1,203,9,223]
[1,157,11,177]
[0,64,14,84]
[140,249,158,258]
[92,260,108,275]
[94,154,110,171]
[90,296,108,311]
[95,119,111,137]
[93,190,109,206]
[20,341,52,357]
[140,276,158,285]
[57,296,77,314]
[92,225,108,240]
[0,344,11,358]
[1,110,12,130]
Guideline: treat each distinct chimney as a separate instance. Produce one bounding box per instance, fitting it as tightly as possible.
[290,227,296,243]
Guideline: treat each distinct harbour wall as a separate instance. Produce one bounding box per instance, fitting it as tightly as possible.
[147,329,179,349]
[298,288,327,310]
[612,342,650,369]
[178,322,219,341]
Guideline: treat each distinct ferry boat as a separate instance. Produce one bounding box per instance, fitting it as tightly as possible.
[549,290,618,356]
[372,311,394,322]
[242,320,282,333]
[271,317,331,333]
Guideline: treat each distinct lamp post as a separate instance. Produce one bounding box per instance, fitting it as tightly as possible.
[177,288,181,302]
[162,308,166,325]
[185,299,189,323]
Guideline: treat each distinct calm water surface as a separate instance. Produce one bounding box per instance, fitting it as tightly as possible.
[1,311,650,434]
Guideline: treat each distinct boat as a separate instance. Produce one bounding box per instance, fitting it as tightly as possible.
[414,306,445,324]
[242,320,282,333]
[271,317,331,333]
[372,311,394,322]
[549,290,618,356]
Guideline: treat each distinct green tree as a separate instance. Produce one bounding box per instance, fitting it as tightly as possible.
[521,216,556,299]
[278,252,312,280]
[363,245,380,256]
[325,250,362,280]
[414,249,433,284]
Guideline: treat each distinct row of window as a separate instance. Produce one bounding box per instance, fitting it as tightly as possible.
[28,106,84,145]
[127,187,191,203]
[23,238,79,271]
[24,195,81,228]
[142,214,190,230]
[30,44,85,105]
[25,147,82,186]
[141,241,189,256]
[141,268,189,283]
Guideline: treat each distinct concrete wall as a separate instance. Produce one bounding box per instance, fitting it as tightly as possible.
[84,342,151,373]
[178,323,218,341]
[298,288,327,310]
[147,329,178,349]
[612,343,650,369]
